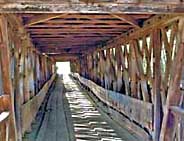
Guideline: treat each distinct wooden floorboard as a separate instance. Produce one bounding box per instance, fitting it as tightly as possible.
[23,77,73,141]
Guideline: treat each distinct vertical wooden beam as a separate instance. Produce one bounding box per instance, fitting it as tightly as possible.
[110,47,118,91]
[130,40,138,98]
[22,39,30,103]
[0,15,16,141]
[87,54,93,80]
[104,48,111,90]
[17,35,26,105]
[84,55,88,78]
[14,33,25,141]
[115,46,122,70]
[35,53,40,92]
[160,18,184,141]
[115,46,123,92]
[123,44,131,96]
[179,64,184,141]
[92,52,98,83]
[152,29,162,141]
[40,55,44,86]
[98,51,105,87]
[29,48,35,97]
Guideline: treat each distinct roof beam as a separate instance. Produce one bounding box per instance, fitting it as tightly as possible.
[25,13,68,26]
[34,43,108,47]
[30,33,120,35]
[30,34,118,38]
[44,20,131,24]
[35,43,108,46]
[33,36,110,39]
[36,43,99,49]
[48,53,81,56]
[1,2,184,13]
[110,14,140,28]
[53,55,79,61]
[39,47,94,53]
[27,29,126,33]
[29,32,122,34]
[27,24,133,28]
[29,31,123,34]
[36,42,99,47]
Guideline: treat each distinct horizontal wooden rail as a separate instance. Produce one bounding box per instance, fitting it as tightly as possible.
[170,106,184,116]
[21,73,56,135]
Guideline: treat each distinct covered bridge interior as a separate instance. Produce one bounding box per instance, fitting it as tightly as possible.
[0,1,184,141]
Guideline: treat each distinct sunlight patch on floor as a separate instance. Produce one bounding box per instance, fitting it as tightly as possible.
[63,77,124,141]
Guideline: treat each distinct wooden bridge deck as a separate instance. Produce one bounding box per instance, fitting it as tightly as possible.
[23,75,140,141]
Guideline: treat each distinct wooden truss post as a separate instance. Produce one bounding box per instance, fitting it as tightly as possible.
[92,52,98,83]
[22,38,30,103]
[0,15,16,141]
[152,28,162,141]
[115,45,123,92]
[130,40,138,98]
[105,48,111,90]
[14,32,25,141]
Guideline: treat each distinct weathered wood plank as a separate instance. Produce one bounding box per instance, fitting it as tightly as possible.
[152,29,162,141]
[0,2,184,13]
[25,13,68,26]
[130,40,138,99]
[0,15,16,141]
[21,73,56,135]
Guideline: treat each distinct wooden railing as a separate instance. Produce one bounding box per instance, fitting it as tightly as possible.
[72,73,153,140]
[21,73,56,135]
[169,106,184,141]
[0,95,11,141]
[169,88,184,141]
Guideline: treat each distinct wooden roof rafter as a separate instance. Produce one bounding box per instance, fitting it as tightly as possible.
[18,13,154,60]
[30,34,118,38]
[39,47,94,54]
[25,13,69,27]
[110,14,140,28]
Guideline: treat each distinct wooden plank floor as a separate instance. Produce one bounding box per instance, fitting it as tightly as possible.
[23,75,140,141]
[23,76,74,141]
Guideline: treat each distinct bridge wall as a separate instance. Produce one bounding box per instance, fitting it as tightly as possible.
[0,14,56,141]
[72,15,184,141]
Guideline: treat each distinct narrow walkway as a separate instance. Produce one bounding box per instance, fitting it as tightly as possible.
[23,76,73,141]
[24,75,139,141]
